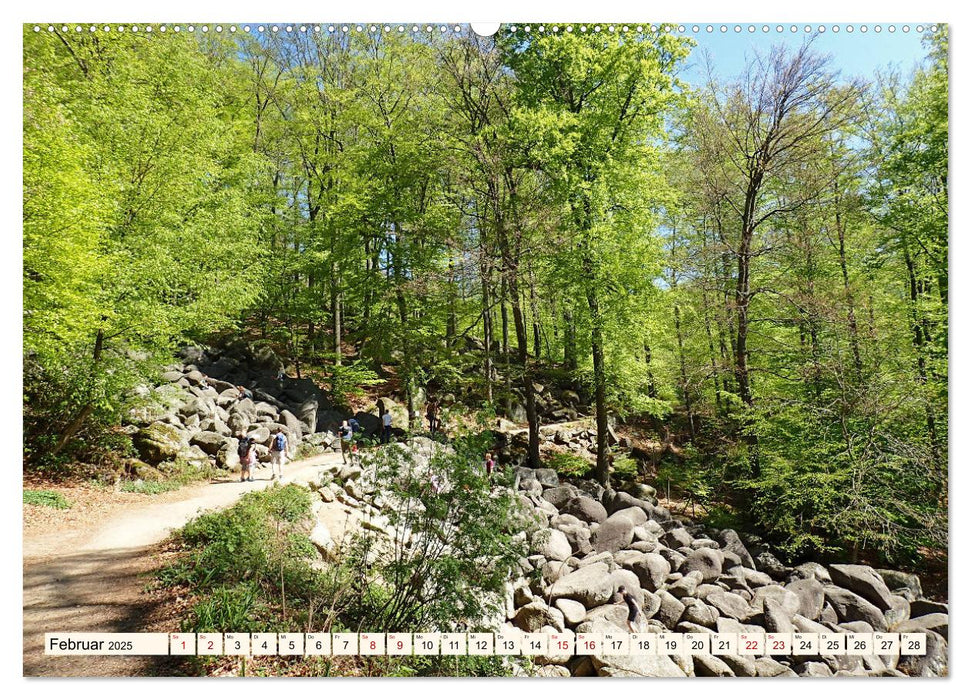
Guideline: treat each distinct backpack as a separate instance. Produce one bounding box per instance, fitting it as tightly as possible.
[273,433,286,451]
[237,437,251,458]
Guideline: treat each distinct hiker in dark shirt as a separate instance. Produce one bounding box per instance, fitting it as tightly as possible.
[617,585,641,632]
[426,400,437,435]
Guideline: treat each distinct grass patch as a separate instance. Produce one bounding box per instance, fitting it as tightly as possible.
[23,489,72,509]
[120,479,184,495]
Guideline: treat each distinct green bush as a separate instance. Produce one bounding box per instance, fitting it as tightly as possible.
[610,455,639,480]
[23,489,71,509]
[545,451,592,478]
[352,433,533,632]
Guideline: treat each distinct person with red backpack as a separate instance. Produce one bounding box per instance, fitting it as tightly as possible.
[270,427,288,481]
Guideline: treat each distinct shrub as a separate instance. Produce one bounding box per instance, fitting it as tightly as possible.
[23,489,71,509]
[352,433,533,632]
[545,451,592,478]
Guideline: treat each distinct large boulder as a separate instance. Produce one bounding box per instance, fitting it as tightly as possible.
[532,529,572,562]
[763,598,795,634]
[785,577,826,620]
[707,591,756,622]
[717,529,756,569]
[216,438,240,468]
[593,513,637,553]
[189,430,227,456]
[661,528,693,549]
[629,553,671,592]
[562,496,608,524]
[543,485,579,510]
[533,468,559,488]
[751,585,801,618]
[681,547,723,583]
[829,564,896,611]
[877,569,923,601]
[823,586,888,631]
[895,613,948,640]
[133,422,186,463]
[512,601,564,633]
[554,598,587,628]
[549,562,614,608]
[654,591,686,629]
[897,630,947,677]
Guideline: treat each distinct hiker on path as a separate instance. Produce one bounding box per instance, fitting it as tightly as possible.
[484,452,495,477]
[381,408,393,444]
[269,427,288,481]
[339,420,354,464]
[426,400,439,435]
[237,434,256,482]
[616,585,642,632]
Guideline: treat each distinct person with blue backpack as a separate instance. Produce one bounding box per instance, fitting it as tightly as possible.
[270,427,289,481]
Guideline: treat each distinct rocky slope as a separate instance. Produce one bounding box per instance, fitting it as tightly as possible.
[305,443,948,678]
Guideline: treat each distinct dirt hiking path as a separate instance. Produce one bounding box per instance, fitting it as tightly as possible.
[23,453,346,677]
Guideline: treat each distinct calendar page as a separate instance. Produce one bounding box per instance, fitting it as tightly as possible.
[21,3,949,682]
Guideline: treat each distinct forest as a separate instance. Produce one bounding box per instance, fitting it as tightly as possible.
[23,24,948,568]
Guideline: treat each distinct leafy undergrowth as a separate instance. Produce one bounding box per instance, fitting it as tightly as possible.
[154,436,531,677]
[23,489,72,509]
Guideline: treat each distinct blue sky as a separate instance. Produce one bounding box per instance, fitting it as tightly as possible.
[680,24,934,86]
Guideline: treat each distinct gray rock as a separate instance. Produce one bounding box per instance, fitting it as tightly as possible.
[661,528,693,549]
[785,577,826,620]
[876,569,923,601]
[823,586,888,631]
[532,528,573,566]
[189,430,226,456]
[549,561,614,608]
[707,591,756,621]
[541,560,574,584]
[681,547,723,583]
[593,513,636,553]
[829,564,896,611]
[728,566,773,588]
[717,529,755,569]
[755,551,789,579]
[630,553,670,591]
[897,630,947,677]
[754,657,797,677]
[667,570,703,598]
[793,661,834,677]
[910,599,948,617]
[885,594,911,628]
[533,468,560,488]
[512,601,564,632]
[751,585,801,617]
[655,590,686,629]
[681,599,719,628]
[895,613,948,640]
[788,561,833,584]
[763,598,795,634]
[554,598,587,628]
[721,654,758,677]
[693,654,734,677]
[562,495,608,524]
[610,506,648,527]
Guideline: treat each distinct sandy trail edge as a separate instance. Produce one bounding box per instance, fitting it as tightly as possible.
[23,453,348,677]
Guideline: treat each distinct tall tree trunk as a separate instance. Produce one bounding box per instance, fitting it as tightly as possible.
[51,328,104,457]
[587,286,610,488]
